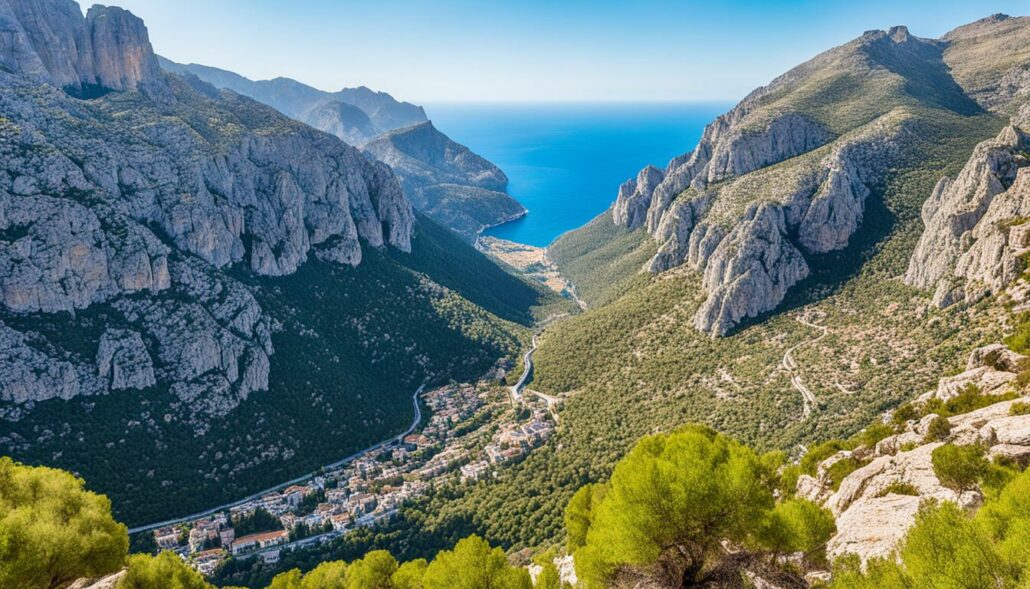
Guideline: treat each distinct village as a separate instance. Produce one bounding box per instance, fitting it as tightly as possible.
[149,379,556,577]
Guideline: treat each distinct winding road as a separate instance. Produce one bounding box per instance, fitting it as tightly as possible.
[782,316,827,419]
[127,383,426,535]
[509,335,538,404]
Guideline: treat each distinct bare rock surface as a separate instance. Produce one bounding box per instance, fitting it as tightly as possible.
[0,0,413,416]
[808,345,1030,566]
[905,125,1030,307]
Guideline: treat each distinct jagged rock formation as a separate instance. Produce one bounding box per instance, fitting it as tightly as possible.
[361,121,525,239]
[905,125,1030,307]
[798,344,1030,565]
[598,17,1030,335]
[0,0,413,417]
[0,0,169,96]
[158,58,524,239]
[603,25,973,335]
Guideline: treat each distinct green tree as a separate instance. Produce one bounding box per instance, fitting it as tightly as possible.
[301,561,348,589]
[266,569,302,589]
[422,535,531,589]
[119,552,212,589]
[572,426,775,588]
[923,415,952,442]
[345,550,398,589]
[754,499,836,559]
[931,443,989,496]
[563,483,605,552]
[533,561,565,589]
[0,457,128,589]
[900,501,1007,589]
[391,559,427,589]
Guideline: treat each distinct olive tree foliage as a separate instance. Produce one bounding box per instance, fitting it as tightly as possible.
[263,536,533,589]
[567,425,820,588]
[119,552,214,589]
[0,457,129,589]
[833,469,1030,589]
[422,535,532,589]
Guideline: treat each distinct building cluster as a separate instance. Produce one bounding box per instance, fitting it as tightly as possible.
[151,381,555,577]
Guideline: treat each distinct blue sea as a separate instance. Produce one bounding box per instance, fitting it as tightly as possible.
[425,102,730,247]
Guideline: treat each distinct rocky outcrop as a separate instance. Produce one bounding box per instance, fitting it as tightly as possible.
[0,0,169,96]
[604,26,940,335]
[96,328,155,391]
[801,345,1030,566]
[692,204,810,335]
[613,165,664,229]
[905,125,1030,307]
[361,121,525,240]
[0,0,413,417]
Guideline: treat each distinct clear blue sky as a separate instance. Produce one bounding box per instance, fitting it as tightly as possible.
[104,0,1027,103]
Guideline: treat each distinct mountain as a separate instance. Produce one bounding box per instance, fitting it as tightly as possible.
[156,57,427,134]
[0,0,554,525]
[362,121,526,238]
[326,14,1028,562]
[158,58,526,241]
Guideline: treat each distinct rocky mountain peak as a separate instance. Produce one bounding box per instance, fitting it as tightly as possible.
[84,4,166,94]
[0,0,168,97]
[888,25,911,43]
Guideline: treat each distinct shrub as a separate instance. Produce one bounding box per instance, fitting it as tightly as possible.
[120,552,213,589]
[875,481,919,497]
[923,415,952,442]
[931,444,989,495]
[1010,401,1030,416]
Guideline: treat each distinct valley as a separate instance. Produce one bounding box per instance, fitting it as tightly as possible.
[3,3,1030,589]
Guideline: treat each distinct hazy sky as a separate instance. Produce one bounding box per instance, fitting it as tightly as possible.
[105,0,1027,104]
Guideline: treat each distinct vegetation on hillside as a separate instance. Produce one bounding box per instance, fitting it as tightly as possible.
[0,217,543,527]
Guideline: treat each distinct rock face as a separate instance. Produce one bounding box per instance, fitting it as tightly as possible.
[96,328,155,391]
[905,125,1030,307]
[361,121,526,240]
[302,100,379,145]
[607,27,936,335]
[0,0,168,96]
[158,58,524,239]
[0,0,414,417]
[801,345,1030,566]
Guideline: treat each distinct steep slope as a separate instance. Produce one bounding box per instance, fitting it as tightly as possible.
[159,58,525,239]
[393,17,1022,556]
[0,0,547,525]
[605,25,986,336]
[361,121,526,239]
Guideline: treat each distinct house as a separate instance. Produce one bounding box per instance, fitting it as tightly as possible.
[230,530,289,556]
[460,461,489,482]
[154,526,180,550]
[330,512,352,531]
[262,549,281,565]
[219,528,235,548]
[192,549,226,576]
[188,527,206,554]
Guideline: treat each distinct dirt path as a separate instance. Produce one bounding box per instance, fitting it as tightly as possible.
[782,315,828,418]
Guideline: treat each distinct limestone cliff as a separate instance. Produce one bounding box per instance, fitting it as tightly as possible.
[905,125,1030,307]
[0,0,414,417]
[361,121,526,240]
[798,343,1030,565]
